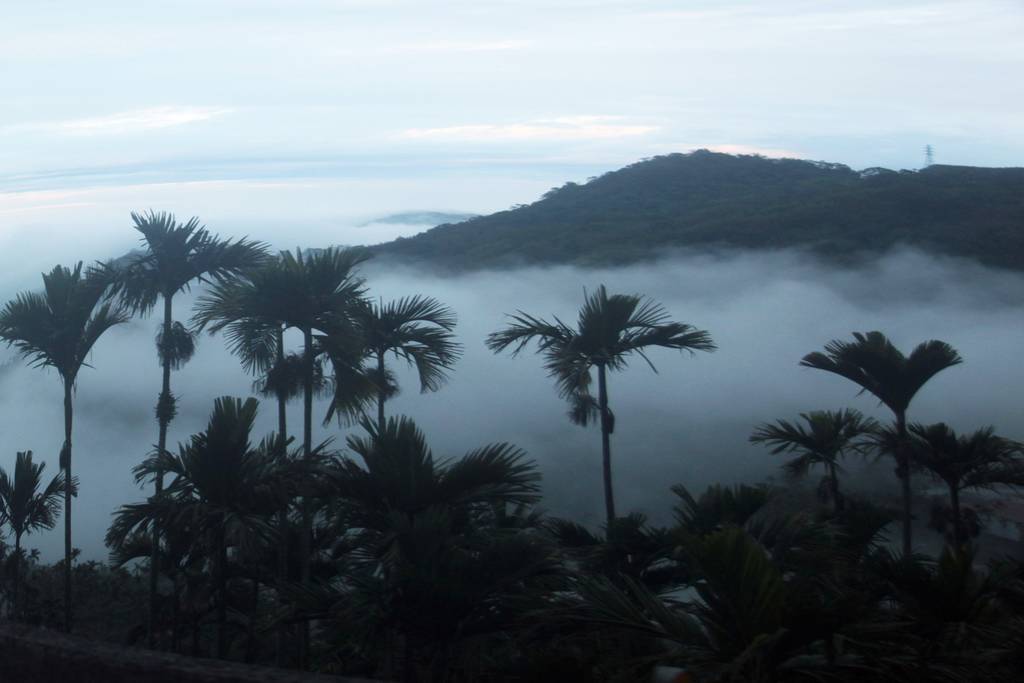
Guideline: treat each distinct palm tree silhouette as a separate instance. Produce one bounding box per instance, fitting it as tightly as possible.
[105,517,206,652]
[671,483,772,537]
[326,416,543,680]
[750,409,877,512]
[336,416,541,529]
[555,524,872,682]
[194,247,367,664]
[487,285,714,526]
[133,396,278,658]
[0,450,69,620]
[191,253,344,663]
[194,248,368,457]
[354,296,461,430]
[800,331,962,554]
[0,262,126,631]
[109,210,266,644]
[904,423,1024,547]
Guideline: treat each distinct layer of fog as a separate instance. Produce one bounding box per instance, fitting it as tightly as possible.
[2,247,1023,561]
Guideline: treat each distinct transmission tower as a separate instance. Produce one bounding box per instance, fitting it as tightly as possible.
[924,144,934,167]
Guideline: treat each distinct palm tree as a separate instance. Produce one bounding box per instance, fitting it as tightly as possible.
[547,513,678,591]
[750,409,878,512]
[194,248,369,461]
[487,285,715,526]
[333,416,542,545]
[0,262,127,631]
[670,483,772,538]
[324,416,544,681]
[109,210,266,644]
[192,254,336,664]
[128,396,279,659]
[551,526,878,683]
[800,331,962,554]
[0,450,69,619]
[193,247,368,664]
[875,545,1020,673]
[354,296,462,430]
[905,423,1024,547]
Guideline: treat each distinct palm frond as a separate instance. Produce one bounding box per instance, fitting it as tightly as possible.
[0,262,129,384]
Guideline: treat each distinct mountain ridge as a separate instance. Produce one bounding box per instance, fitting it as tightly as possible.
[371,151,1024,272]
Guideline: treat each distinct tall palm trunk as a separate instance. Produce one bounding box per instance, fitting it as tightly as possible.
[298,326,314,667]
[246,577,260,662]
[597,364,615,527]
[191,613,201,656]
[150,294,174,647]
[895,411,913,555]
[216,523,228,659]
[828,463,843,513]
[274,326,290,668]
[377,350,386,432]
[276,325,288,439]
[62,380,74,632]
[171,587,181,653]
[13,532,22,620]
[303,328,313,462]
[949,483,963,548]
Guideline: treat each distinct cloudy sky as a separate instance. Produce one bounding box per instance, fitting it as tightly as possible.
[2,0,1022,251]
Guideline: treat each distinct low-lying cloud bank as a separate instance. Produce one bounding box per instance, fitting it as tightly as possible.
[2,246,1023,560]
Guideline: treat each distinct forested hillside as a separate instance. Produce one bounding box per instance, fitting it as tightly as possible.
[374,151,1024,270]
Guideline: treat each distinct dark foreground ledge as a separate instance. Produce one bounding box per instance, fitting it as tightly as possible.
[0,623,378,683]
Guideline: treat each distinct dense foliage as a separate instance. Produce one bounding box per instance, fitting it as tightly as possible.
[374,151,1024,271]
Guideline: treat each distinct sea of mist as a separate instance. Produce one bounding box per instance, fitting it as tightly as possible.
[1,239,1023,561]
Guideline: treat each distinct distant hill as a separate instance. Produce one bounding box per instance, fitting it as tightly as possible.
[361,211,478,226]
[372,151,1024,271]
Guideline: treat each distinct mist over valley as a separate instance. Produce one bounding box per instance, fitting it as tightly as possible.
[2,237,1020,561]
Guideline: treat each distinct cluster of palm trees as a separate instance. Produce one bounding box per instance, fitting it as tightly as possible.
[751,333,1024,555]
[0,213,461,639]
[0,211,1022,682]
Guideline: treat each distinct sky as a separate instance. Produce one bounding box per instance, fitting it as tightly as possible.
[1,1,1023,560]
[2,0,1023,251]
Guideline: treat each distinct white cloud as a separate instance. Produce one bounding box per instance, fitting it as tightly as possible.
[703,143,805,159]
[391,39,531,53]
[323,38,531,58]
[636,142,806,161]
[399,116,659,142]
[3,106,232,137]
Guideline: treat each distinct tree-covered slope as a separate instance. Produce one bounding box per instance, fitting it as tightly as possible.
[373,151,1024,270]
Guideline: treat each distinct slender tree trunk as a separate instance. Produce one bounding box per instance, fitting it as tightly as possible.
[191,614,200,656]
[150,293,174,647]
[247,577,259,662]
[950,483,963,548]
[597,364,615,527]
[171,585,180,653]
[829,463,843,513]
[377,350,386,433]
[403,633,415,683]
[274,325,290,668]
[299,326,314,668]
[216,524,228,659]
[276,326,288,439]
[895,411,913,556]
[13,533,21,620]
[62,380,74,633]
